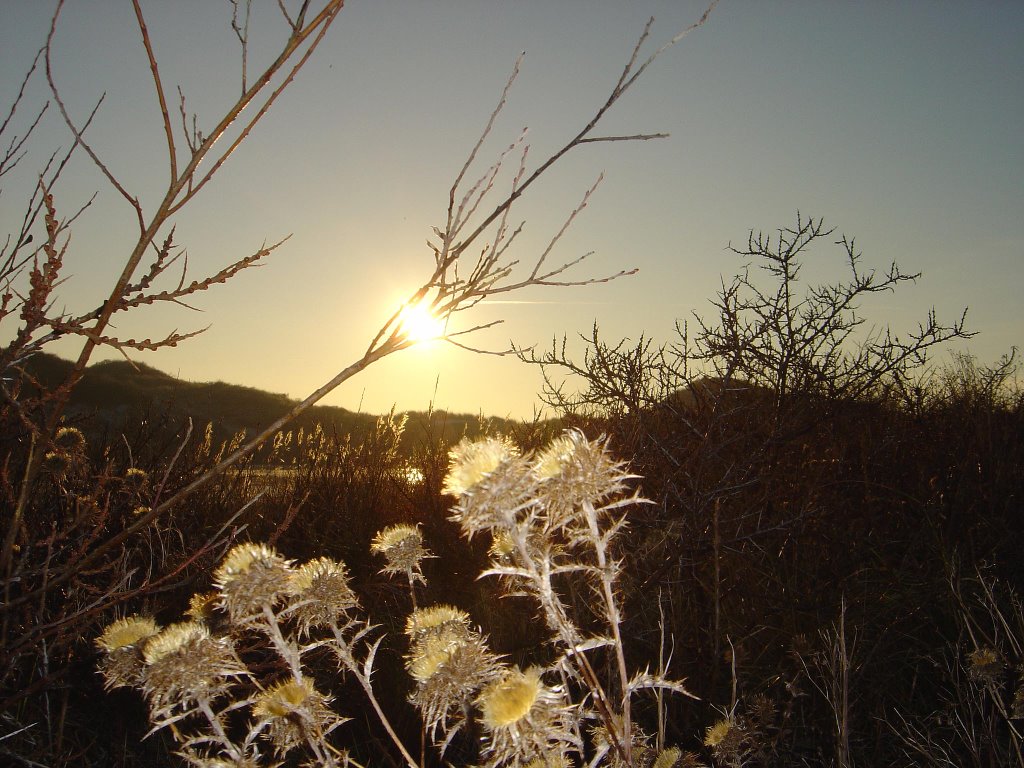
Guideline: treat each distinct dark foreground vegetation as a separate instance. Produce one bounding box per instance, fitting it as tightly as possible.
[3,216,1022,767]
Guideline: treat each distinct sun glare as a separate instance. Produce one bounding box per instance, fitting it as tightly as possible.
[398,300,446,343]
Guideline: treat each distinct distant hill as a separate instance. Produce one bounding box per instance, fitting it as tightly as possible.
[14,353,526,456]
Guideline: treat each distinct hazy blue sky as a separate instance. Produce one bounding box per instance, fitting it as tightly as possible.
[2,1,1022,418]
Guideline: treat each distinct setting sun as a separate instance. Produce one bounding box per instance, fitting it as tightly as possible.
[398,300,447,343]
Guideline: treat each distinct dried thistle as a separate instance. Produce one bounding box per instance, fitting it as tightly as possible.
[652,746,682,768]
[97,615,161,652]
[703,716,746,768]
[121,466,150,501]
[214,542,293,622]
[409,632,502,746]
[371,524,431,583]
[967,646,1005,685]
[251,678,346,759]
[142,621,247,715]
[477,666,579,768]
[405,604,471,640]
[96,615,161,690]
[285,556,359,636]
[186,591,221,623]
[443,435,519,497]
[533,430,635,535]
[54,426,86,454]
[448,451,538,540]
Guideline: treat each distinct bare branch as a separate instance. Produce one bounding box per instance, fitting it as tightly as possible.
[131,0,177,184]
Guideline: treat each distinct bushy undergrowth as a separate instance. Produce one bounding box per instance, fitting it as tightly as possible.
[3,358,1023,767]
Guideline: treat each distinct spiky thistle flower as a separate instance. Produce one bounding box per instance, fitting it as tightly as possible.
[214,543,293,622]
[488,529,517,564]
[405,604,471,640]
[477,666,579,768]
[404,605,501,743]
[703,718,733,748]
[532,430,636,535]
[405,606,474,684]
[186,591,222,623]
[968,646,1004,684]
[121,466,150,502]
[703,715,747,767]
[286,556,359,636]
[44,427,89,482]
[142,621,247,715]
[652,746,683,768]
[97,615,161,652]
[447,449,538,541]
[532,433,577,481]
[251,677,345,759]
[123,466,149,483]
[442,436,519,497]
[54,426,86,454]
[371,524,431,582]
[96,615,161,690]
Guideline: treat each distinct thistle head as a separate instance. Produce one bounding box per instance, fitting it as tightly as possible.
[142,621,247,713]
[186,591,222,624]
[443,436,519,496]
[96,615,160,653]
[405,604,471,639]
[480,666,544,728]
[533,430,635,533]
[286,556,359,635]
[476,666,579,767]
[252,677,345,758]
[95,615,160,691]
[54,426,86,454]
[214,542,292,621]
[371,524,431,581]
[703,716,746,766]
[652,747,683,768]
[968,646,1005,684]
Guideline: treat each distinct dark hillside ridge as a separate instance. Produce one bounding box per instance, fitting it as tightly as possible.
[16,353,526,455]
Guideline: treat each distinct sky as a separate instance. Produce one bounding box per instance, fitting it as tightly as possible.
[1,1,1022,419]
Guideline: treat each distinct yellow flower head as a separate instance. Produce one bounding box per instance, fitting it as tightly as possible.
[254,678,319,719]
[54,426,86,453]
[186,591,221,623]
[287,557,358,635]
[532,434,577,481]
[124,467,149,482]
[252,677,343,757]
[96,615,160,652]
[143,621,209,664]
[289,556,348,593]
[370,524,422,555]
[652,746,682,768]
[371,523,431,577]
[443,436,518,496]
[703,718,732,748]
[968,646,1004,683]
[408,628,466,682]
[480,667,543,728]
[214,542,285,587]
[405,604,470,638]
